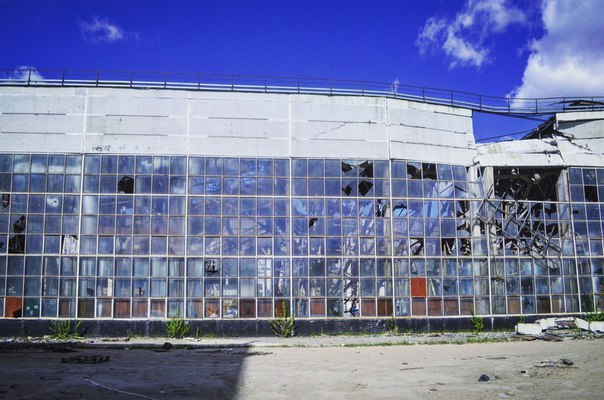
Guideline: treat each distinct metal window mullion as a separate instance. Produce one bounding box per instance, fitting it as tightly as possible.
[287,158,294,318]
[388,158,396,318]
[183,155,190,319]
[74,153,85,319]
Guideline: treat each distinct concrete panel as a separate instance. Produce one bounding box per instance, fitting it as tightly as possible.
[0,133,84,153]
[559,153,604,168]
[189,98,288,120]
[87,95,187,117]
[474,153,566,167]
[86,115,187,136]
[189,136,289,158]
[84,133,188,155]
[89,87,191,100]
[477,139,559,156]
[291,121,387,142]
[388,107,472,134]
[189,90,288,103]
[291,138,387,159]
[0,93,85,114]
[0,114,83,134]
[290,98,385,123]
[556,110,604,122]
[0,86,87,97]
[389,98,472,117]
[389,125,473,149]
[189,119,289,138]
[390,141,475,165]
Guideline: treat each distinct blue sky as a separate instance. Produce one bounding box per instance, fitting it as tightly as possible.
[2,0,603,141]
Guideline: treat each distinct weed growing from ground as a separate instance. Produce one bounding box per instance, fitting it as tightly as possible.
[270,303,296,338]
[470,306,485,333]
[165,318,190,339]
[584,299,604,322]
[386,314,401,335]
[50,320,82,340]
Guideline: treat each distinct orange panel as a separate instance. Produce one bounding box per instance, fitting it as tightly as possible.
[5,297,22,318]
[410,278,427,297]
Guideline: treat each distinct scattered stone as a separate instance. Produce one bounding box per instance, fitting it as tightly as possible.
[163,342,172,351]
[560,358,574,366]
[478,374,490,382]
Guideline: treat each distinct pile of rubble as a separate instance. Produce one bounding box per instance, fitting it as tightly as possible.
[515,317,604,341]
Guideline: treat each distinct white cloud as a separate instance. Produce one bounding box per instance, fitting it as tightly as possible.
[79,17,125,43]
[509,0,604,99]
[4,66,44,82]
[392,78,400,93]
[416,0,527,68]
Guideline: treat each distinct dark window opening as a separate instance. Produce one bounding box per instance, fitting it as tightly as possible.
[8,235,25,254]
[341,161,353,173]
[9,215,26,254]
[359,161,373,178]
[584,186,598,202]
[407,163,421,179]
[422,163,437,180]
[493,167,561,201]
[118,176,134,194]
[358,180,373,196]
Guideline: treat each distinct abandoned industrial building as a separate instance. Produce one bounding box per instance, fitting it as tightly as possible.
[0,70,603,332]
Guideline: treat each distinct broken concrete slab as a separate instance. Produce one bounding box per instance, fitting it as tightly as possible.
[589,321,604,333]
[516,323,542,336]
[574,318,590,331]
[536,317,575,331]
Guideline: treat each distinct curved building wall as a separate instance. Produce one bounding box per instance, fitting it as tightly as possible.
[0,86,602,325]
[0,87,475,164]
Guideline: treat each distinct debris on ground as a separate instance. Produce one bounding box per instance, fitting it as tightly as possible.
[515,317,604,341]
[478,374,490,382]
[536,359,576,368]
[62,355,110,364]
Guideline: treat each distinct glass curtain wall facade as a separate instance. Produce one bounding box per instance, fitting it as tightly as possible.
[1,153,602,319]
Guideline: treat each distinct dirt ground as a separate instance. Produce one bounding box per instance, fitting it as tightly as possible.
[0,339,602,400]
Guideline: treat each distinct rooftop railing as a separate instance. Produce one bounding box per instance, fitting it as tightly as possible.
[1,68,603,116]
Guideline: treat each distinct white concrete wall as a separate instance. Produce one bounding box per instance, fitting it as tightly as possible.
[475,112,604,168]
[556,111,604,155]
[0,86,475,164]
